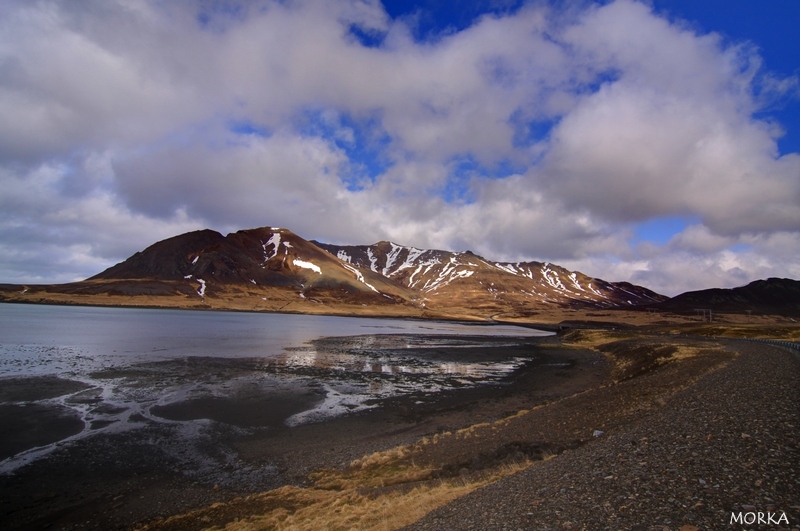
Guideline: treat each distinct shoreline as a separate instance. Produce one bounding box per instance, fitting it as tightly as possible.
[2,322,797,530]
[405,340,800,530]
[134,334,799,531]
[0,298,519,327]
[0,334,594,530]
[4,292,796,331]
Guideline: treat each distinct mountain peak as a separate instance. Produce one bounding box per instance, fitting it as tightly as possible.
[79,225,669,317]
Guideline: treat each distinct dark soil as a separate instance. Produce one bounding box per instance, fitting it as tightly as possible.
[0,404,85,461]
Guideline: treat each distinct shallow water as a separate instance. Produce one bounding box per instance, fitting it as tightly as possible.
[0,304,550,472]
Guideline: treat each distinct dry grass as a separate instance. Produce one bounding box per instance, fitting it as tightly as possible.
[220,458,536,531]
[560,329,633,348]
[666,345,706,361]
[137,399,564,531]
[560,328,729,385]
[309,423,507,493]
[139,450,536,531]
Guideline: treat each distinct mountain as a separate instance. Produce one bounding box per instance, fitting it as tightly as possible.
[0,225,667,319]
[313,241,666,316]
[655,278,800,317]
[89,227,415,305]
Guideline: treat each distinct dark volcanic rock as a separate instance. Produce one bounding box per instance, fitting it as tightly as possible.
[90,229,226,281]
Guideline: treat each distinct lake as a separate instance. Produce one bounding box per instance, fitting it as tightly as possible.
[0,303,550,472]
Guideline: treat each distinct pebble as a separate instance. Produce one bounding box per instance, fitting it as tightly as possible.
[404,342,800,530]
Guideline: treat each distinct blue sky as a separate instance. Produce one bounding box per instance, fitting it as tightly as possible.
[0,0,798,295]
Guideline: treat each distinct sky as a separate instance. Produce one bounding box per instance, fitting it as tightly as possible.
[1,0,799,297]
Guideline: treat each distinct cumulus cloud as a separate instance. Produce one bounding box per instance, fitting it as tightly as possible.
[0,0,798,296]
[541,1,800,234]
[0,161,202,282]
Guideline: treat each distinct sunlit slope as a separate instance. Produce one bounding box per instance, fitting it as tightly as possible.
[314,240,666,314]
[88,227,416,305]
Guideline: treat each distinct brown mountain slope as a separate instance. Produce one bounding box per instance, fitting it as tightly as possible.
[88,226,416,305]
[313,240,666,315]
[0,228,417,315]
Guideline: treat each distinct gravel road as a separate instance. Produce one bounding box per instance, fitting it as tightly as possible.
[404,341,800,531]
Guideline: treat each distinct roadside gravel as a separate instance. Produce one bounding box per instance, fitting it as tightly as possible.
[404,342,800,531]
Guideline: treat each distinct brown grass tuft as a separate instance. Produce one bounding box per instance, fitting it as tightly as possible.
[218,460,534,531]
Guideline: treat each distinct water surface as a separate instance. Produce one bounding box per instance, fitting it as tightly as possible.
[0,304,550,472]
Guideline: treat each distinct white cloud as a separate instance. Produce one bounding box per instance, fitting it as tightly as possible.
[559,226,800,296]
[0,0,798,295]
[541,1,800,235]
[666,225,734,253]
[0,160,203,282]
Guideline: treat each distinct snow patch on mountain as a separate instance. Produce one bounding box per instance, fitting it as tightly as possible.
[196,279,206,297]
[341,262,380,293]
[383,243,403,277]
[293,259,321,274]
[408,264,424,288]
[495,263,517,275]
[569,273,585,292]
[542,265,568,292]
[366,249,378,273]
[399,247,425,272]
[420,257,477,293]
[264,232,281,261]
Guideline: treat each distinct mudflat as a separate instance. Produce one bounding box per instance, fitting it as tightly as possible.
[3,329,797,531]
[132,329,799,531]
[0,334,599,531]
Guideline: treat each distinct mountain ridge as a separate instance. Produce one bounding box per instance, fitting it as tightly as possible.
[312,239,665,311]
[90,227,416,305]
[88,225,665,311]
[2,225,797,320]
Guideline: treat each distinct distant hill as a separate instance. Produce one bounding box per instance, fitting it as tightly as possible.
[655,278,800,316]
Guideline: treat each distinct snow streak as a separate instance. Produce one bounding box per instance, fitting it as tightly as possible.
[293,259,321,274]
[341,262,380,293]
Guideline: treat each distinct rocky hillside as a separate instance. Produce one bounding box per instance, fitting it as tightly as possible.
[90,227,415,305]
[314,240,665,311]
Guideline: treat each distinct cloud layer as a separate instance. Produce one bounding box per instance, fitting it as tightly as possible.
[1,0,798,295]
